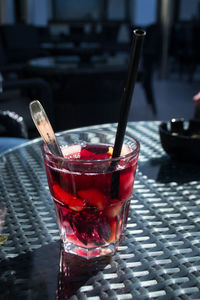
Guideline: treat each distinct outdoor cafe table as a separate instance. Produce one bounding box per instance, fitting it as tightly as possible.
[0,121,200,299]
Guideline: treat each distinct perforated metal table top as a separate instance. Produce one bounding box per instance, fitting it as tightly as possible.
[0,121,200,300]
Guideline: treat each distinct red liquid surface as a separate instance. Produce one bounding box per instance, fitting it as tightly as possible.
[44,144,137,251]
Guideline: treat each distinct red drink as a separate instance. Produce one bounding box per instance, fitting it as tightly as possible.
[42,131,139,258]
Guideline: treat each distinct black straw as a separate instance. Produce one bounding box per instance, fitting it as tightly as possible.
[110,29,146,198]
[112,29,146,159]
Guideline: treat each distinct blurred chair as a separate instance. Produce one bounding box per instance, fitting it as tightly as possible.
[37,26,52,44]
[140,24,162,115]
[0,109,28,138]
[0,29,53,135]
[0,33,26,81]
[100,22,121,45]
[170,21,199,81]
[0,24,49,64]
[0,110,28,153]
[129,23,161,115]
[0,77,54,138]
[53,66,126,131]
[69,24,85,46]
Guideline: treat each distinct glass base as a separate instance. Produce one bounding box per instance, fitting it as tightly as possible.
[62,241,118,259]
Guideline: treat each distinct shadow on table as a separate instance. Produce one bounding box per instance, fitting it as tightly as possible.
[0,241,60,300]
[139,155,200,184]
[57,249,111,300]
[0,241,111,300]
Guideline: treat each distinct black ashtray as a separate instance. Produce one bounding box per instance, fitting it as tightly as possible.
[159,119,200,163]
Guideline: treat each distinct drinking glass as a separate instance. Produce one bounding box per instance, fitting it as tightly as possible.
[42,129,140,259]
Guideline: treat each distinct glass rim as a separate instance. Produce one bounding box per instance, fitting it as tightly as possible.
[42,133,140,164]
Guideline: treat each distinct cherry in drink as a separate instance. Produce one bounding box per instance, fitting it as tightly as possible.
[42,130,140,258]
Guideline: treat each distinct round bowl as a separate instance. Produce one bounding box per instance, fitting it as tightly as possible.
[159,119,200,163]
